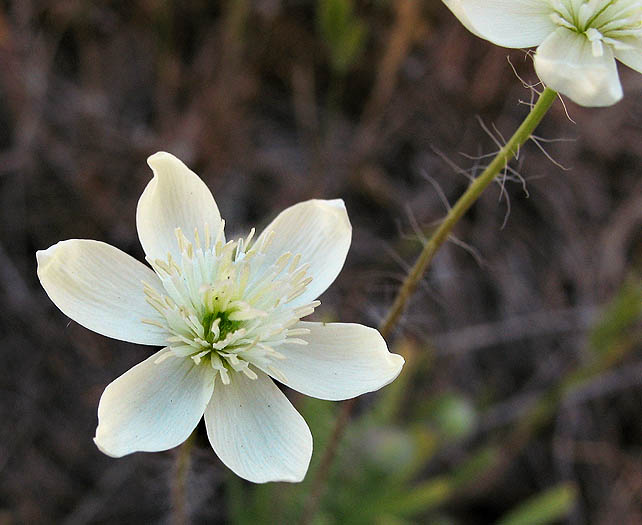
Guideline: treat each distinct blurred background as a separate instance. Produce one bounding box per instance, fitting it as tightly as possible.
[1,1,641,523]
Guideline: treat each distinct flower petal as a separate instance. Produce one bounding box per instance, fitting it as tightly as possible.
[615,38,642,75]
[204,370,312,483]
[442,0,484,39]
[264,321,404,401]
[36,239,167,345]
[254,199,351,308]
[446,0,555,48]
[94,348,215,457]
[535,28,623,107]
[136,152,223,263]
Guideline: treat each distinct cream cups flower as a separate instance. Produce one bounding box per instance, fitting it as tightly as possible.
[444,0,642,107]
[37,152,404,483]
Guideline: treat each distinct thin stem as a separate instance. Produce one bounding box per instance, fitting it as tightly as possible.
[171,430,196,525]
[379,87,557,338]
[301,87,558,523]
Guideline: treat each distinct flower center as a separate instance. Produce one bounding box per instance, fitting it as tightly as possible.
[141,222,316,385]
[548,0,642,56]
[202,310,242,344]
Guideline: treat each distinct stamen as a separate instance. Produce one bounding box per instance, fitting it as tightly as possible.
[289,253,302,273]
[172,344,199,357]
[141,318,166,329]
[155,352,176,364]
[268,366,288,383]
[259,230,275,254]
[273,252,292,275]
[144,222,317,384]
[286,328,312,336]
[284,338,308,345]
[241,367,258,380]
[585,27,605,55]
[191,350,210,365]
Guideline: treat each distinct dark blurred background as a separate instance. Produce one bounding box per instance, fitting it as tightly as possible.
[1,1,641,523]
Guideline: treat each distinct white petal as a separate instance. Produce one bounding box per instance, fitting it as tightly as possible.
[448,0,555,48]
[136,152,223,263]
[254,199,351,307]
[36,239,167,345]
[535,28,623,107]
[94,348,215,457]
[264,321,404,401]
[443,0,484,39]
[615,38,642,75]
[204,370,312,483]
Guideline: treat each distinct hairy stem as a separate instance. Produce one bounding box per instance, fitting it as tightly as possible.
[301,87,558,523]
[379,87,557,338]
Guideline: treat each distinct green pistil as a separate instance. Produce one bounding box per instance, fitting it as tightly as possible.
[202,310,242,343]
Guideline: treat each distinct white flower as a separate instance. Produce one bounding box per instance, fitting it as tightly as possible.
[36,152,404,483]
[444,0,642,107]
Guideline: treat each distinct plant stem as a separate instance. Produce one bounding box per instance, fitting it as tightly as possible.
[378,87,557,338]
[171,430,196,525]
[301,87,558,523]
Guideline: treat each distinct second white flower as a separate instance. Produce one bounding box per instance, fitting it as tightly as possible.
[444,0,642,107]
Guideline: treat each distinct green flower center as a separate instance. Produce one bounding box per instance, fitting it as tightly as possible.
[202,310,242,344]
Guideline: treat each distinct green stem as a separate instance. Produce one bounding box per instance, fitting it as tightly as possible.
[379,87,557,338]
[171,430,196,525]
[301,87,558,524]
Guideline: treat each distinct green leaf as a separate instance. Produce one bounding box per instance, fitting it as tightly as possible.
[589,277,642,355]
[450,446,499,488]
[316,0,367,75]
[318,0,351,45]
[377,477,454,517]
[332,20,366,74]
[417,393,477,442]
[496,483,578,525]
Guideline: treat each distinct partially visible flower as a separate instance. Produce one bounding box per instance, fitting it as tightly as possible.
[37,152,404,483]
[444,0,642,107]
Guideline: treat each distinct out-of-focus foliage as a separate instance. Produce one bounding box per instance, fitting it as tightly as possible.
[317,0,367,75]
[495,483,577,525]
[589,277,642,356]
